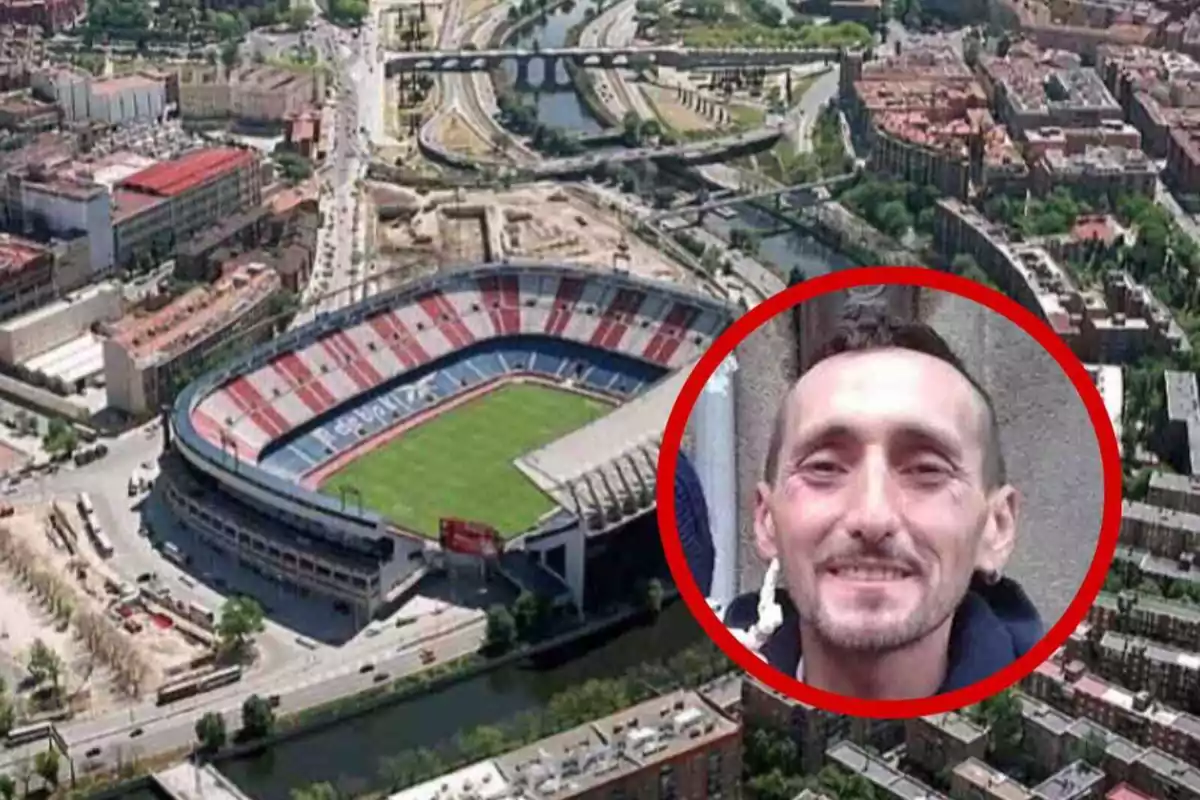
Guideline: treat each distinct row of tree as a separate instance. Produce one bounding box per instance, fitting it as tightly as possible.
[195,692,277,753]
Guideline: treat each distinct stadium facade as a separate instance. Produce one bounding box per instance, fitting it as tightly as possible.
[164,263,735,621]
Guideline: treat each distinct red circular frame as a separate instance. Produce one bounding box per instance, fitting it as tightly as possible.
[656,266,1122,719]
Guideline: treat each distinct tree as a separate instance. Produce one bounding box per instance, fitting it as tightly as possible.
[287,3,313,29]
[645,578,664,616]
[240,695,276,740]
[484,605,517,653]
[292,782,339,800]
[217,597,266,661]
[195,711,227,753]
[512,592,542,640]
[978,687,1023,762]
[41,419,78,458]
[27,639,63,696]
[33,748,58,789]
[0,774,15,800]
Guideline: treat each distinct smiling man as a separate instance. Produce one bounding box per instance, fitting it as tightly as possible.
[724,306,1044,700]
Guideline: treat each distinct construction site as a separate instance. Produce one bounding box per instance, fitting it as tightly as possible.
[0,500,217,721]
[370,182,692,286]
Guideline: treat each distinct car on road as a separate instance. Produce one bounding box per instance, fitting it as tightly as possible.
[85,747,102,758]
[130,728,144,738]
[358,663,375,674]
[373,672,390,683]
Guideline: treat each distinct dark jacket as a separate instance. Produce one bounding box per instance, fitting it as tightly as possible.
[724,575,1044,693]
[675,453,715,596]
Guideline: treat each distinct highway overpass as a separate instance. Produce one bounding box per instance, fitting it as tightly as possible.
[384,44,844,77]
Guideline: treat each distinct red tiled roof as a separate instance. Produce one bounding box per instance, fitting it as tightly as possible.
[119,147,253,198]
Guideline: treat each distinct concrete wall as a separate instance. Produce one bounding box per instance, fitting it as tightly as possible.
[725,285,1103,628]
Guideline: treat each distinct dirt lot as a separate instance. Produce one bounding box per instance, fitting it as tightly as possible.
[371,183,690,283]
[436,111,493,157]
[0,503,209,716]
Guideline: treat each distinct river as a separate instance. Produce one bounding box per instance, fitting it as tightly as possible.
[219,603,705,800]
[501,7,858,280]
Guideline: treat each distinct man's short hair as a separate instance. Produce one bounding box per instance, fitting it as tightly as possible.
[764,304,1007,488]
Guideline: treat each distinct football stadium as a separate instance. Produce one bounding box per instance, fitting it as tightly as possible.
[164,263,735,623]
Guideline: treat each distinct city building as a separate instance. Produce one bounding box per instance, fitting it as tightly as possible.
[979,44,1123,135]
[0,280,122,365]
[1093,630,1200,708]
[384,688,741,800]
[1032,146,1156,200]
[841,42,1025,198]
[112,147,264,268]
[741,677,903,773]
[1021,694,1078,772]
[0,0,85,31]
[905,712,989,774]
[826,741,948,800]
[1086,364,1124,449]
[101,261,280,415]
[932,199,1189,364]
[1164,370,1200,476]
[0,231,53,323]
[283,109,323,161]
[0,93,58,133]
[32,68,167,126]
[1149,472,1200,516]
[1090,590,1200,651]
[174,63,326,123]
[951,757,1033,800]
[988,0,1160,58]
[1119,500,1200,558]
[1024,660,1200,765]
[0,165,113,276]
[1022,122,1143,161]
[1031,761,1106,800]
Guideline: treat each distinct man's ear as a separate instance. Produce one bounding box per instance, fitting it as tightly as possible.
[754,481,779,562]
[976,484,1019,574]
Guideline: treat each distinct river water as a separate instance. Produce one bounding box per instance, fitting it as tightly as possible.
[502,7,856,280]
[219,603,705,800]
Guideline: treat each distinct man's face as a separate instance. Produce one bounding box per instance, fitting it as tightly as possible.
[754,348,1017,654]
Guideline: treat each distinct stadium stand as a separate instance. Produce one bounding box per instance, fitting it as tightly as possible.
[168,264,735,621]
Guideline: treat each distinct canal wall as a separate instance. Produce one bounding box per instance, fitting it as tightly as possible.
[208,601,669,768]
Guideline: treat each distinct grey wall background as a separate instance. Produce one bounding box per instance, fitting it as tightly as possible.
[705,285,1104,628]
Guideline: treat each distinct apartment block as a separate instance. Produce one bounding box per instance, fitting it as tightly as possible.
[826,741,948,800]
[951,758,1034,800]
[905,712,989,774]
[386,688,742,800]
[1089,591,1200,651]
[1120,500,1200,559]
[1032,761,1106,800]
[102,261,280,416]
[741,677,903,773]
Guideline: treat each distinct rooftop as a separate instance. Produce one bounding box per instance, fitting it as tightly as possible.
[91,74,164,96]
[386,689,738,800]
[0,232,48,278]
[827,741,947,800]
[953,758,1032,800]
[1094,589,1200,623]
[1099,630,1200,672]
[1032,761,1106,800]
[107,262,279,365]
[119,147,255,198]
[922,711,987,743]
[495,688,738,799]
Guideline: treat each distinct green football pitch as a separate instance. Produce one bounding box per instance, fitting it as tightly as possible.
[319,382,613,538]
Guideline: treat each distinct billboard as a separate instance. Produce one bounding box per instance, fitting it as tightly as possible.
[439,518,502,556]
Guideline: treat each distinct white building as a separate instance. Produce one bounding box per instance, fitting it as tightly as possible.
[32,68,167,126]
[15,173,113,274]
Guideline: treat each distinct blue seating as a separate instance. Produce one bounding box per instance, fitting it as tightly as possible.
[257,336,670,479]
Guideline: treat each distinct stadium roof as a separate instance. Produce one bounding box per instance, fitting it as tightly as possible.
[119,147,254,198]
[515,367,691,530]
